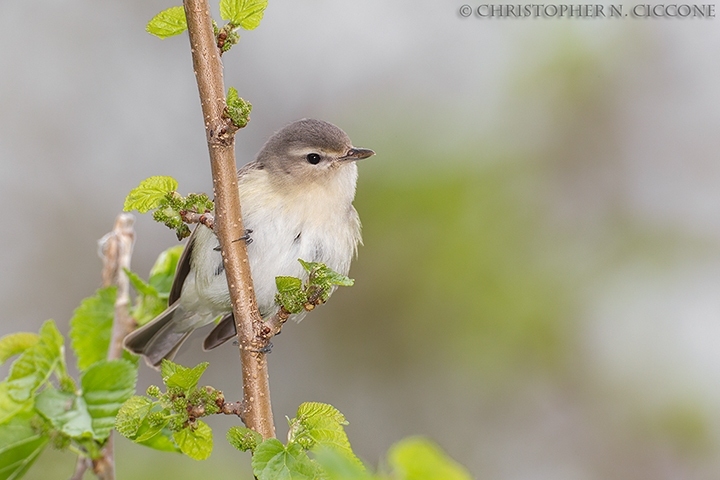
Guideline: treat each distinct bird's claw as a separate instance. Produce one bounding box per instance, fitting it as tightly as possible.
[214,229,253,251]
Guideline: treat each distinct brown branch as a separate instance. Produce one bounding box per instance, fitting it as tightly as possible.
[88,213,136,480]
[100,213,136,358]
[69,456,90,480]
[260,307,291,340]
[220,401,246,418]
[260,289,328,340]
[180,210,215,229]
[183,0,275,439]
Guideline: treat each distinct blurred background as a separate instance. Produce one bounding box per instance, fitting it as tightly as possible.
[2,1,720,478]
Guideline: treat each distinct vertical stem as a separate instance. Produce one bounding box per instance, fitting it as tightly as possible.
[91,213,135,480]
[183,0,275,439]
[104,214,136,359]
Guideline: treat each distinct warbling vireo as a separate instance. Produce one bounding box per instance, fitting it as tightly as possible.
[123,119,374,367]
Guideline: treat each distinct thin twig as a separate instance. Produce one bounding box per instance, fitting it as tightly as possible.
[101,213,136,358]
[69,456,90,480]
[260,307,291,340]
[88,213,136,480]
[183,0,275,439]
[180,210,215,229]
[260,289,328,341]
[96,214,136,480]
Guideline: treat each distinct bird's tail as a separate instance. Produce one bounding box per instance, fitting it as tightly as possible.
[123,303,193,369]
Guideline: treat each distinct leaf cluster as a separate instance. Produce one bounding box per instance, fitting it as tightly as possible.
[0,246,181,479]
[230,402,472,480]
[0,320,136,480]
[226,87,253,129]
[146,0,268,50]
[125,245,183,326]
[116,360,223,460]
[124,176,214,240]
[275,260,355,314]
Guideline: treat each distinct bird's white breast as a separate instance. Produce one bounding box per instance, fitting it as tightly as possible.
[239,166,361,316]
[185,164,361,320]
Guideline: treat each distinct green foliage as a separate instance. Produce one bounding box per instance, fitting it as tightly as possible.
[0,247,181,477]
[227,426,262,452]
[148,245,183,294]
[252,439,319,480]
[275,276,305,314]
[146,6,188,39]
[35,387,93,439]
[69,286,116,372]
[124,176,214,240]
[289,402,362,469]
[173,420,213,460]
[226,87,252,128]
[126,245,182,326]
[4,321,65,406]
[81,360,137,440]
[237,403,469,480]
[124,176,178,213]
[387,437,472,480]
[0,412,49,480]
[0,334,39,366]
[300,259,354,302]
[220,0,268,30]
[115,360,221,458]
[0,317,139,479]
[275,261,354,314]
[161,360,209,393]
[147,0,267,52]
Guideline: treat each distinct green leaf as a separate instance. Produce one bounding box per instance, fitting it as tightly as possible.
[69,287,116,372]
[173,420,212,460]
[124,176,179,213]
[81,360,137,440]
[125,267,167,327]
[252,439,318,480]
[312,447,372,480]
[0,334,39,366]
[134,416,169,443]
[226,87,252,128]
[133,295,168,328]
[5,321,64,404]
[115,396,153,439]
[136,426,179,452]
[0,412,49,480]
[35,387,93,439]
[137,428,179,453]
[0,384,32,426]
[148,245,184,295]
[115,396,179,453]
[388,437,472,480]
[296,402,347,426]
[275,276,305,314]
[146,6,188,39]
[300,260,354,288]
[160,361,208,393]
[125,269,157,297]
[291,402,362,470]
[227,426,262,452]
[128,245,183,326]
[220,0,268,30]
[276,276,303,293]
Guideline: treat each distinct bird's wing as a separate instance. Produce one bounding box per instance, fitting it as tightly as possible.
[169,226,197,304]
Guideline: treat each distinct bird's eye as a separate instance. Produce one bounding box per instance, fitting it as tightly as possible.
[306,153,321,165]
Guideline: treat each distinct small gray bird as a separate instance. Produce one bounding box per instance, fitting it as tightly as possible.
[124,119,374,367]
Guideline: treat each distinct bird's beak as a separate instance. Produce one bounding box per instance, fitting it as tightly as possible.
[340,147,375,161]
